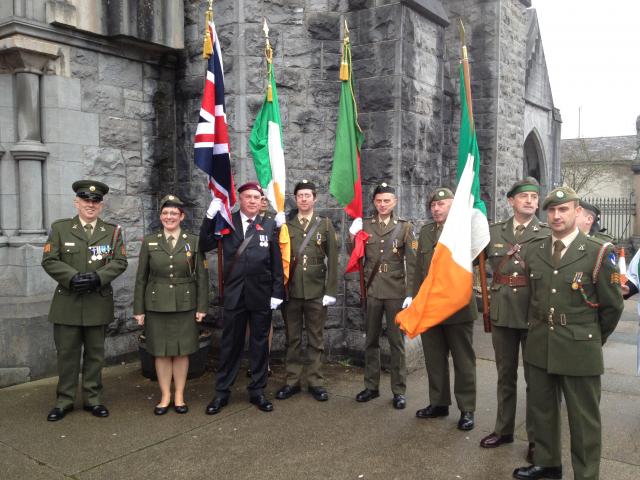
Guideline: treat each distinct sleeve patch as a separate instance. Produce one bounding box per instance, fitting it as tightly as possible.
[611,272,620,285]
[203,259,209,269]
[44,243,51,253]
[121,245,127,256]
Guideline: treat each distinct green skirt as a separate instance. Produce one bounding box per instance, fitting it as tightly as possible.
[145,310,198,357]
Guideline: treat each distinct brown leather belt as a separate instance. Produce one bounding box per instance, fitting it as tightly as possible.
[493,272,528,287]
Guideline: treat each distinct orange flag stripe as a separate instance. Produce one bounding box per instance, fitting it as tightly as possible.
[396,242,473,338]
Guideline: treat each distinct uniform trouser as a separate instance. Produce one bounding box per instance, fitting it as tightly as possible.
[491,325,533,440]
[528,363,601,480]
[284,298,327,387]
[421,321,476,412]
[364,297,406,395]
[53,324,106,409]
[216,306,271,399]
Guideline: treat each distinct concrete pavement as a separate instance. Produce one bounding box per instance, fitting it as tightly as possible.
[1,300,639,480]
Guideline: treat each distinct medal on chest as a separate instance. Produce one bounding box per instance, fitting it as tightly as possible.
[259,234,268,247]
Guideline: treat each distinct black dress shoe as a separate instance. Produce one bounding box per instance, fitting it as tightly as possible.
[392,394,406,410]
[457,411,474,431]
[249,395,273,412]
[47,406,73,422]
[308,386,329,402]
[154,405,170,416]
[512,465,562,479]
[174,404,189,414]
[355,388,380,402]
[416,404,449,418]
[83,404,109,418]
[275,384,301,400]
[526,443,535,464]
[480,432,514,448]
[205,397,228,415]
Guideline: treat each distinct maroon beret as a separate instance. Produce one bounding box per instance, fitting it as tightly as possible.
[238,181,264,195]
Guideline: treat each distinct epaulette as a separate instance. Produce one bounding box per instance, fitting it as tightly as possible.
[51,218,72,226]
[490,219,509,227]
[586,235,613,248]
[538,222,550,228]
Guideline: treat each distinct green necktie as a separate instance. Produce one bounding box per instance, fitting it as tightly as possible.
[84,224,93,240]
[515,224,525,241]
[167,235,175,249]
[552,239,565,267]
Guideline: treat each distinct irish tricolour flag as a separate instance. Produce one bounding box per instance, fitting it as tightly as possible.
[396,62,490,338]
[249,57,291,282]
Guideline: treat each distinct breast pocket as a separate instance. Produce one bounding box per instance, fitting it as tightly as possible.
[565,272,595,308]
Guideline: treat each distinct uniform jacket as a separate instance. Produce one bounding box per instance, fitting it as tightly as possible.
[42,216,128,326]
[486,216,550,329]
[413,221,477,324]
[287,214,338,300]
[199,212,285,311]
[361,214,417,299]
[524,231,623,376]
[133,231,209,314]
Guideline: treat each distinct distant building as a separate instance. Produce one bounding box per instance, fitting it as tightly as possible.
[561,136,635,199]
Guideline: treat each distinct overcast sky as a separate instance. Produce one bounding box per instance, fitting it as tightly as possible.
[532,0,640,139]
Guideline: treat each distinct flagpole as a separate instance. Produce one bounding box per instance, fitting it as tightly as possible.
[342,20,366,309]
[459,20,490,333]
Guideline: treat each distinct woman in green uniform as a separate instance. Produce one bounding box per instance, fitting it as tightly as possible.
[134,195,209,415]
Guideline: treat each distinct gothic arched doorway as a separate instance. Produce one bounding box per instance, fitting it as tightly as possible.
[523,129,547,196]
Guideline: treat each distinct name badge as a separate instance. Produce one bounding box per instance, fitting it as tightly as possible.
[148,242,158,246]
[64,242,76,246]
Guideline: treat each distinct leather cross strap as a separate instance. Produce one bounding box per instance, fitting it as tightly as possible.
[365,221,404,291]
[289,217,323,279]
[225,217,264,281]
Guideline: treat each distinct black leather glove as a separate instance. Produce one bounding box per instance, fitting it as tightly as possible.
[70,272,101,293]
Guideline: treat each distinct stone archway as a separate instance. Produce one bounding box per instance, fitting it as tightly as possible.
[523,128,547,194]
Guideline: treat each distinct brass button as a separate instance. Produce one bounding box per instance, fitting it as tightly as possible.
[381,239,385,243]
[553,270,558,275]
[169,255,173,259]
[303,234,307,237]
[88,260,92,264]
[550,307,555,313]
[169,285,174,289]
[303,268,307,271]
[513,272,518,277]
[550,326,554,331]
[551,288,556,293]
[380,250,384,253]
[588,334,593,339]
[530,273,534,278]
[512,288,518,293]
[169,265,173,269]
[170,273,174,278]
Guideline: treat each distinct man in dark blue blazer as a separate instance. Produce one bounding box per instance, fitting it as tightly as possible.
[200,182,285,413]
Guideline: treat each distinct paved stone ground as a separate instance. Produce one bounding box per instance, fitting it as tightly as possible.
[1,300,639,480]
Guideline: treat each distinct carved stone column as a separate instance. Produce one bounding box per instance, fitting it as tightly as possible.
[0,43,58,238]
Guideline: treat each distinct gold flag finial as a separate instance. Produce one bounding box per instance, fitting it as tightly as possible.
[202,0,214,59]
[458,19,468,61]
[263,18,274,102]
[339,20,350,81]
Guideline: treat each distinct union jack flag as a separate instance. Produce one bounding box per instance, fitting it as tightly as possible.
[194,19,235,235]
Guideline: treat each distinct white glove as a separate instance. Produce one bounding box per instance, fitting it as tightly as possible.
[349,217,363,236]
[274,211,286,228]
[270,297,283,310]
[402,297,413,309]
[206,197,223,219]
[322,295,336,307]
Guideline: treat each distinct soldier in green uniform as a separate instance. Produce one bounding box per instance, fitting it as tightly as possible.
[576,200,614,243]
[481,178,550,460]
[42,180,128,421]
[349,183,416,409]
[275,180,338,402]
[133,195,209,415]
[513,187,624,480]
[414,187,477,431]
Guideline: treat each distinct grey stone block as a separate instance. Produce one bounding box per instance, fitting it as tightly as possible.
[83,146,126,193]
[81,82,124,115]
[42,108,99,145]
[99,116,141,150]
[98,54,143,89]
[41,76,82,110]
[0,367,31,387]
